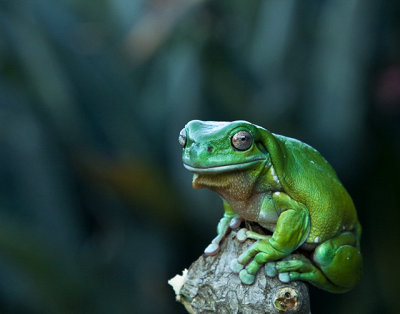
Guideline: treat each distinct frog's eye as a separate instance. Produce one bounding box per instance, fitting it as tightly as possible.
[231,130,253,151]
[178,128,187,147]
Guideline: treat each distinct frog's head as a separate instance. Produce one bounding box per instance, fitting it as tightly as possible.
[179,120,269,175]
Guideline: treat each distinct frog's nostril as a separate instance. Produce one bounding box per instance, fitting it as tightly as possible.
[207,146,213,153]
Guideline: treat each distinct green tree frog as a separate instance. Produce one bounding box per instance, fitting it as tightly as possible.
[179,120,362,293]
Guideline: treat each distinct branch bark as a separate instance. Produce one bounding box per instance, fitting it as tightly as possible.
[170,230,310,313]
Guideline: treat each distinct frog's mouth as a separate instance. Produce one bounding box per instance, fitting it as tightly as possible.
[183,159,265,174]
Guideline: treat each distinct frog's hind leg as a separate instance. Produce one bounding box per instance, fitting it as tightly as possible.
[266,254,341,292]
[266,232,362,293]
[312,232,362,292]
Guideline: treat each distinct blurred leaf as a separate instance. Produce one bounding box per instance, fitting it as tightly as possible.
[0,213,91,314]
[76,156,184,228]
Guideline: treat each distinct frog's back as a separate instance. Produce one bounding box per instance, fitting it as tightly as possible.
[263,132,358,243]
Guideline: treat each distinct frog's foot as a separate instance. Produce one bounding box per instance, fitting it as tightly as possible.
[204,232,227,255]
[231,251,271,285]
[230,229,271,284]
[236,228,269,243]
[230,259,257,285]
[265,254,343,293]
[265,255,316,283]
[230,238,273,285]
[204,241,220,256]
[204,215,242,256]
[229,217,243,229]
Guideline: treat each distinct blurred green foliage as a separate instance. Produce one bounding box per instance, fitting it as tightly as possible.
[0,0,399,313]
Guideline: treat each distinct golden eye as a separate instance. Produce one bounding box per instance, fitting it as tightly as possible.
[178,128,187,147]
[231,130,252,151]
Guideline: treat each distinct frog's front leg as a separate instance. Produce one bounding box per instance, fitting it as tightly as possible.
[231,192,310,284]
[204,200,242,255]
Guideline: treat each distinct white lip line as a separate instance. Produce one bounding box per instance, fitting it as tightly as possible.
[183,159,265,173]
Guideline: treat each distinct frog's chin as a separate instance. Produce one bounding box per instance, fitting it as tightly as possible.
[183,159,264,174]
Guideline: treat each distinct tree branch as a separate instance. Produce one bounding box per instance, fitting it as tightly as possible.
[170,230,310,313]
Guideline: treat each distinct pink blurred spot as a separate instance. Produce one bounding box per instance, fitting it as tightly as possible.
[376,66,400,114]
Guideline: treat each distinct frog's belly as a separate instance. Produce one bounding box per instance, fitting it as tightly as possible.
[258,222,276,233]
[257,202,279,232]
[230,193,280,232]
[228,194,265,223]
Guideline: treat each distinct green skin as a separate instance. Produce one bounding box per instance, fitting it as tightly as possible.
[180,120,362,293]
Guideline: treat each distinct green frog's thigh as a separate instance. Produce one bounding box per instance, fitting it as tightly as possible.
[313,232,362,291]
[267,232,362,293]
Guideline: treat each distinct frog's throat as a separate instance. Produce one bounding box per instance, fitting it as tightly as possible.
[183,159,265,174]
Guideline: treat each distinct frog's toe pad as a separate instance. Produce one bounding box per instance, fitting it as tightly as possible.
[278,272,291,283]
[204,243,219,256]
[236,228,248,242]
[230,259,244,273]
[229,217,243,229]
[265,262,277,277]
[239,269,255,285]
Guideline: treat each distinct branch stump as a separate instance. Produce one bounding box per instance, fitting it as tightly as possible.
[169,230,310,313]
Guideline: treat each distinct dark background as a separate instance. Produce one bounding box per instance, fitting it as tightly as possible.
[0,0,399,313]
